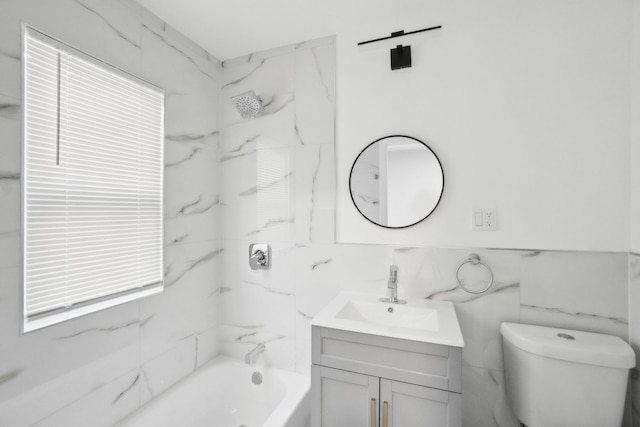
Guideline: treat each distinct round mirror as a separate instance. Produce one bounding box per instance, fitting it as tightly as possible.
[349,135,444,228]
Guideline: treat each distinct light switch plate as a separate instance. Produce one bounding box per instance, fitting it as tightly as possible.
[472,209,497,231]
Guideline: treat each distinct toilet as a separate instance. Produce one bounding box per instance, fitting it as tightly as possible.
[500,322,635,427]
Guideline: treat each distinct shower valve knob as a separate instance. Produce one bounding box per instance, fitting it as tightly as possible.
[249,243,271,270]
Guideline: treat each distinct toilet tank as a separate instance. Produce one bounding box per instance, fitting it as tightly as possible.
[500,322,635,427]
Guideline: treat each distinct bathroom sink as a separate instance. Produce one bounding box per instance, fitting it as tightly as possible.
[311,292,464,347]
[335,299,439,331]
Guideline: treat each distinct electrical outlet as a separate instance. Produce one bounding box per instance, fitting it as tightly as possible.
[472,209,497,231]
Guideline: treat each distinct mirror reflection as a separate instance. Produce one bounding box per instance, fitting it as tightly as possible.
[349,135,444,228]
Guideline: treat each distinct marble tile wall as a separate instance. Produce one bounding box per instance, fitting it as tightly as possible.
[630,253,640,427]
[220,38,636,427]
[0,1,221,425]
[219,37,336,370]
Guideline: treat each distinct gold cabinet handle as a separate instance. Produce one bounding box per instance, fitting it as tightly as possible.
[383,401,388,427]
[371,398,376,427]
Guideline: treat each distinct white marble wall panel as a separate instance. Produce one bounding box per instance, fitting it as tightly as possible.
[294,38,335,148]
[293,39,336,247]
[0,0,142,77]
[140,12,220,138]
[0,0,222,425]
[0,321,139,426]
[221,147,294,241]
[0,298,140,405]
[293,243,392,372]
[32,368,141,427]
[164,142,219,246]
[295,143,336,244]
[630,253,640,426]
[221,52,294,138]
[0,52,21,100]
[219,239,296,369]
[519,250,629,338]
[0,95,20,174]
[220,38,340,372]
[140,240,221,363]
[461,365,518,427]
[139,336,199,405]
[0,94,22,272]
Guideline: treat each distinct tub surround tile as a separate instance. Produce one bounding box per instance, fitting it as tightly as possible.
[219,239,296,370]
[195,327,222,369]
[139,336,198,405]
[294,311,313,375]
[0,189,20,270]
[0,95,20,175]
[219,324,296,371]
[0,302,140,405]
[220,53,294,137]
[164,143,220,245]
[0,343,139,427]
[140,241,221,363]
[140,11,220,84]
[221,108,295,155]
[0,97,21,255]
[220,239,296,296]
[220,147,294,242]
[0,52,21,100]
[0,0,142,77]
[31,369,141,427]
[294,41,336,149]
[295,143,336,245]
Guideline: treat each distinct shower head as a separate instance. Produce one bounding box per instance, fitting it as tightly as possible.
[230,90,264,119]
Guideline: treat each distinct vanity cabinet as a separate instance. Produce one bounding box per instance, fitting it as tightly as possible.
[311,326,462,427]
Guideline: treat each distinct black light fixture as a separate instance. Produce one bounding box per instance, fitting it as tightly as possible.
[358,25,442,71]
[390,44,412,70]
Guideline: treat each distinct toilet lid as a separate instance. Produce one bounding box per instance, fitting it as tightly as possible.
[500,322,636,369]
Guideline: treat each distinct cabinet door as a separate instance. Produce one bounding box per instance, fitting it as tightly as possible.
[312,365,380,427]
[380,379,461,427]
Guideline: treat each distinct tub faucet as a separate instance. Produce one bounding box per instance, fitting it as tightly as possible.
[379,265,406,304]
[245,343,265,365]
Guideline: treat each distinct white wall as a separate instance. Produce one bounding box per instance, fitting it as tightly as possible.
[337,0,632,252]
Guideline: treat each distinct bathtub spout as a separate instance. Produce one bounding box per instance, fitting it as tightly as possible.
[245,343,265,365]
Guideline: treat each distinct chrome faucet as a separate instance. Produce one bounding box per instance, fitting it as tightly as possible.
[245,343,265,365]
[379,265,406,304]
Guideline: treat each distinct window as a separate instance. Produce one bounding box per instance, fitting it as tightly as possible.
[22,26,164,332]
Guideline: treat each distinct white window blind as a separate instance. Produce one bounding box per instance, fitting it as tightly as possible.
[23,27,164,332]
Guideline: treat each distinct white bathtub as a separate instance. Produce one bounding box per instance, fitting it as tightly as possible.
[116,356,310,427]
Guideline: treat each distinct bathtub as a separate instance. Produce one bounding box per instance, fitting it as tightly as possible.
[116,356,310,427]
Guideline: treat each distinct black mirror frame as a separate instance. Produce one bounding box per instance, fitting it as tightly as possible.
[348,135,445,229]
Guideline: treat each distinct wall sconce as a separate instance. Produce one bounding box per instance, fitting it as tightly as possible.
[358,25,442,71]
[390,44,412,70]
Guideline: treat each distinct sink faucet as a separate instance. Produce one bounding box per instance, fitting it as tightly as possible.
[245,343,265,365]
[379,265,406,304]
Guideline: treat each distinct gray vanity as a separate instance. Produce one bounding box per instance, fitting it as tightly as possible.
[310,292,464,427]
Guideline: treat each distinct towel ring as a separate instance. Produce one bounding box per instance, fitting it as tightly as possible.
[456,253,494,294]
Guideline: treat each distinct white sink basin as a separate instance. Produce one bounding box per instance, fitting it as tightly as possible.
[336,299,439,331]
[311,292,464,347]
